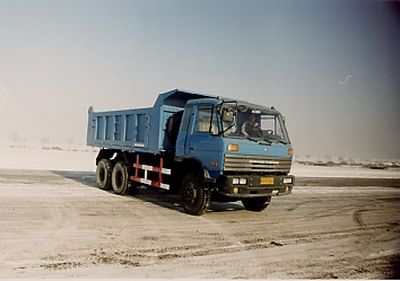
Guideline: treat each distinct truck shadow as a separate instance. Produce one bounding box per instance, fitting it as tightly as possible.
[51,170,245,214]
[51,170,97,188]
[134,189,245,214]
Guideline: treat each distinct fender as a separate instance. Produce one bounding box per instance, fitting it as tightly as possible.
[175,156,214,183]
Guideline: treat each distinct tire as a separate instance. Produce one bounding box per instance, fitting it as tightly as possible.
[242,196,271,212]
[166,111,184,144]
[180,173,210,215]
[111,162,131,195]
[96,159,112,190]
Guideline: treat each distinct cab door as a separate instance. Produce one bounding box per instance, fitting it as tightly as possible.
[186,105,222,174]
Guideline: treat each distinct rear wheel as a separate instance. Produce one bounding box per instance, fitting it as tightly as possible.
[242,196,271,212]
[180,173,210,215]
[111,162,131,195]
[96,159,112,190]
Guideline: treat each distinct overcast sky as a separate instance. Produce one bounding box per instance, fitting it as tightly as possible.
[0,0,399,159]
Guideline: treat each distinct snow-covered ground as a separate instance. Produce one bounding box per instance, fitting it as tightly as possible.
[0,144,399,279]
[1,144,400,178]
[291,163,400,178]
[0,144,97,171]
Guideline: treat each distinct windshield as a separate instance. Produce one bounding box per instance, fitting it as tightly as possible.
[220,103,290,144]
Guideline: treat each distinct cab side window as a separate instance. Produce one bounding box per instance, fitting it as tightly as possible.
[195,106,218,134]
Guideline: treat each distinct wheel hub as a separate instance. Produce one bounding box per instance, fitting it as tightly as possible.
[183,184,196,204]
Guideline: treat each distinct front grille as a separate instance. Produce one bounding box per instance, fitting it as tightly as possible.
[224,154,291,174]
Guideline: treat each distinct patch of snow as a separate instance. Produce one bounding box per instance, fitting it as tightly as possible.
[0,145,97,171]
[1,144,400,178]
[291,163,400,178]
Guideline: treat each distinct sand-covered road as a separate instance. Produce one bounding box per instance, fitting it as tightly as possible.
[0,169,399,279]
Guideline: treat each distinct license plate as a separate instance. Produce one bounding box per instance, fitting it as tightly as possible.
[260,177,274,185]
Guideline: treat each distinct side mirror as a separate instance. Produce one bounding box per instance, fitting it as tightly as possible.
[222,108,235,123]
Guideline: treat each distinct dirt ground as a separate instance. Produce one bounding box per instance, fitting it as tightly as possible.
[0,168,399,279]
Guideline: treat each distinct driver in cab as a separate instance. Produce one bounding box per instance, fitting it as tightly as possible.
[241,113,262,138]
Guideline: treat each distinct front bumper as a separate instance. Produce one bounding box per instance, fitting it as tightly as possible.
[214,174,295,198]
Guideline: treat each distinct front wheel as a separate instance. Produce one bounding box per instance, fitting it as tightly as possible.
[180,173,210,215]
[242,196,271,212]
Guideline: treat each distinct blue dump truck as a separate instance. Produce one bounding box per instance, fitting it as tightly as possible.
[87,89,294,215]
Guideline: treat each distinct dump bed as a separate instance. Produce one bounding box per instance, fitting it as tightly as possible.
[87,89,212,154]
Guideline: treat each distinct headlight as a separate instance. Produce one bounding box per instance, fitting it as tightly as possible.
[283,178,293,184]
[232,177,247,185]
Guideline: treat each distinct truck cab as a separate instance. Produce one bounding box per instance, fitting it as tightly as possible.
[170,96,294,214]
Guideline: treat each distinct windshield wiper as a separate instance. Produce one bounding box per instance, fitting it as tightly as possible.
[263,137,288,145]
[275,139,288,144]
[247,137,271,145]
